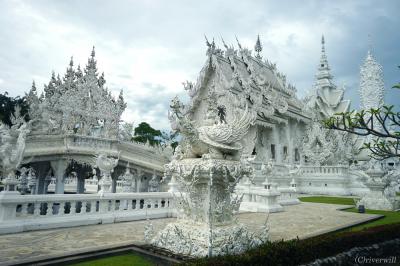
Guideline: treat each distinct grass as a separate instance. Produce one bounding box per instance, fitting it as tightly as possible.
[343,208,400,231]
[299,196,357,205]
[299,195,400,232]
[71,253,155,266]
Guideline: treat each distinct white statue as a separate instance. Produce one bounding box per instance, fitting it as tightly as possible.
[0,111,31,193]
[27,168,37,194]
[153,57,266,257]
[357,160,400,210]
[148,173,159,192]
[120,166,135,193]
[95,153,119,195]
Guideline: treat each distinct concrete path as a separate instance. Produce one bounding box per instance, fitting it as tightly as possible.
[0,202,380,265]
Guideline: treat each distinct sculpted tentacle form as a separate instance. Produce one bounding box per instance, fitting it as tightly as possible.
[0,121,31,177]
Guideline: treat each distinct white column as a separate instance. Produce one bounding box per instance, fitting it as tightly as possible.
[77,176,85,194]
[273,126,281,163]
[50,160,69,194]
[136,169,142,192]
[286,124,293,165]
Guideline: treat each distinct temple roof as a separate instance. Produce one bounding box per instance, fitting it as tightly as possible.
[307,35,350,119]
[185,37,309,126]
[26,47,126,138]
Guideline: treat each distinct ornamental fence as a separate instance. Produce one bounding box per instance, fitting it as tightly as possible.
[0,192,174,234]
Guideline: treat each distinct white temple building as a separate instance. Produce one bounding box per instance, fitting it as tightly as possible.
[3,47,172,196]
[0,35,398,237]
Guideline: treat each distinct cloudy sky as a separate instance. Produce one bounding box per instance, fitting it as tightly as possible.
[0,0,399,130]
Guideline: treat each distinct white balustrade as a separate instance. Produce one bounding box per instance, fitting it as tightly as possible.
[300,165,348,176]
[0,192,174,234]
[47,178,125,193]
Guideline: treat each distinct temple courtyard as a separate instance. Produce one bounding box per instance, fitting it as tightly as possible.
[0,202,380,266]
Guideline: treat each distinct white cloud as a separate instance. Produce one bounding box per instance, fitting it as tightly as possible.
[0,0,399,130]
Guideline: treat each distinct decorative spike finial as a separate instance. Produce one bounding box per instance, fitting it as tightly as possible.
[204,35,216,56]
[220,36,229,49]
[91,46,95,57]
[367,33,373,56]
[204,35,211,47]
[255,34,263,59]
[315,35,334,90]
[235,36,242,49]
[69,56,74,67]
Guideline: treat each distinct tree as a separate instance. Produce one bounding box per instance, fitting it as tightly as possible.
[132,122,163,146]
[160,130,179,151]
[0,92,29,127]
[324,70,400,160]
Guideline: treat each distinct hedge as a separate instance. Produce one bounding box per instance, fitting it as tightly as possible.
[182,222,400,266]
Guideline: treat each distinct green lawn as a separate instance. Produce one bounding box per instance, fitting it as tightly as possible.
[71,253,155,266]
[299,196,357,205]
[299,196,400,232]
[344,208,400,231]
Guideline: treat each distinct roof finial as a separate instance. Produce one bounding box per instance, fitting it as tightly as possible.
[91,46,95,57]
[220,36,229,50]
[204,35,216,56]
[255,34,263,59]
[204,35,211,47]
[367,33,373,56]
[321,34,325,54]
[235,35,242,50]
[69,56,74,67]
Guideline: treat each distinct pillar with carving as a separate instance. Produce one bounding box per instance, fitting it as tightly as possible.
[50,160,69,194]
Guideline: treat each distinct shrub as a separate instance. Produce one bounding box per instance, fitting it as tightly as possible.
[183,223,400,266]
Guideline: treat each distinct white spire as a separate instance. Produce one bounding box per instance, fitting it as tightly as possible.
[309,35,350,119]
[359,47,385,110]
[254,34,262,59]
[315,35,335,90]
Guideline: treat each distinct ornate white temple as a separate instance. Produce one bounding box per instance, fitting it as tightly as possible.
[170,35,398,212]
[0,35,398,239]
[2,47,172,196]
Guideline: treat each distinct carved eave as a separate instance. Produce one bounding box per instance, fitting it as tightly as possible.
[286,109,311,123]
[255,119,275,129]
[268,114,288,125]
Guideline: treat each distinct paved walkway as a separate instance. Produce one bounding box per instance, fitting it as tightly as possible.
[0,202,380,265]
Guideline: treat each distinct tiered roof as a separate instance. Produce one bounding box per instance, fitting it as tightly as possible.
[185,36,309,127]
[307,36,350,119]
[26,47,126,138]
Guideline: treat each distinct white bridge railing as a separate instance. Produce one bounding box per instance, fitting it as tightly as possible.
[0,192,174,234]
[300,165,349,176]
[47,178,124,193]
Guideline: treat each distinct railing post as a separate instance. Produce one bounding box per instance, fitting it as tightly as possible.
[33,203,41,216]
[81,201,87,214]
[90,201,97,213]
[46,202,53,216]
[21,203,29,216]
[98,199,109,213]
[70,202,76,215]
[0,193,18,222]
[110,200,116,211]
[59,202,65,215]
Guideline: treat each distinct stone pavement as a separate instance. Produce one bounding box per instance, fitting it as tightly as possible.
[0,202,380,265]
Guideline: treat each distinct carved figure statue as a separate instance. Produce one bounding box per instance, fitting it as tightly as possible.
[169,96,255,160]
[95,153,119,194]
